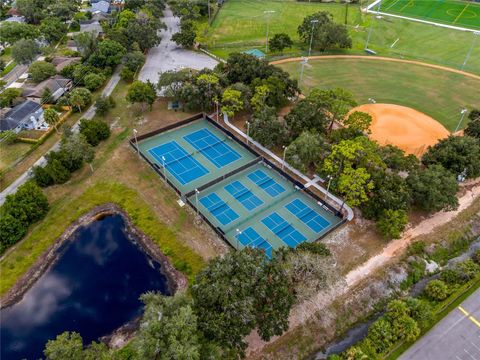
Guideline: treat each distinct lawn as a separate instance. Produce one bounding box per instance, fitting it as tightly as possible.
[203,0,480,75]
[0,142,33,174]
[277,58,480,131]
[377,0,480,30]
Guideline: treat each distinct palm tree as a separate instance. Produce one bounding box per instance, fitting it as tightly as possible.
[43,108,60,133]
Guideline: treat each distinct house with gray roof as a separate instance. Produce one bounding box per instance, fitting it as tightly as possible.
[0,100,46,133]
[22,76,73,104]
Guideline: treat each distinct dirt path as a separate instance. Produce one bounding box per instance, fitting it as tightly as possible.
[270,55,480,81]
[247,184,480,355]
[346,183,480,287]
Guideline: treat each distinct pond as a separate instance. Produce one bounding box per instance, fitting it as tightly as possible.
[1,214,171,360]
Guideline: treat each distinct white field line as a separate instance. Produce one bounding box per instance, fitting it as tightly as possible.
[390,37,400,47]
[365,7,480,33]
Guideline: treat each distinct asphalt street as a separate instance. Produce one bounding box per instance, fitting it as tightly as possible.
[400,287,480,360]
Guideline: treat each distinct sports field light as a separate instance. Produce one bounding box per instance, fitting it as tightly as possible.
[455,108,468,133]
[133,129,139,156]
[299,57,309,85]
[264,10,276,53]
[246,121,250,145]
[282,145,288,170]
[462,32,480,71]
[308,19,319,57]
[368,97,376,103]
[161,156,167,184]
[195,188,200,216]
[235,228,241,249]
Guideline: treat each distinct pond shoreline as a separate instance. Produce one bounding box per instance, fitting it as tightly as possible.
[0,203,188,309]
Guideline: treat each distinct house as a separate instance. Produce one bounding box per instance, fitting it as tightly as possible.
[51,57,82,72]
[0,100,46,133]
[79,21,103,37]
[22,76,73,104]
[89,0,111,14]
[3,16,26,23]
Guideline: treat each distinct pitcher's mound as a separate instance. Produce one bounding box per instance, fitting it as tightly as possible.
[353,104,450,157]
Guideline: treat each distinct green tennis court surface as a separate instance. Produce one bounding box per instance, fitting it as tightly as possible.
[134,116,343,257]
[378,0,480,30]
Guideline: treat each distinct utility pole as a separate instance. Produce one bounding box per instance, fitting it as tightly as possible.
[299,57,308,86]
[462,32,480,71]
[264,10,275,53]
[308,19,319,57]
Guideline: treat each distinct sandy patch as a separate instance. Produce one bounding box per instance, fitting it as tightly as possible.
[353,103,450,156]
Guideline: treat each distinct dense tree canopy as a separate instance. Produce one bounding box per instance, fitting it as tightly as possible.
[465,110,480,139]
[269,33,293,53]
[39,17,67,44]
[298,12,352,52]
[11,39,40,64]
[0,22,38,45]
[126,80,157,111]
[422,135,480,179]
[28,61,57,83]
[249,107,287,148]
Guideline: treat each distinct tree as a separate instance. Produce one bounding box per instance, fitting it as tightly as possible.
[33,165,54,187]
[73,31,98,58]
[465,113,480,139]
[11,38,40,65]
[406,298,433,326]
[221,88,243,118]
[407,164,459,212]
[192,248,294,357]
[89,39,126,68]
[0,88,22,108]
[286,131,327,172]
[250,84,270,113]
[59,133,94,172]
[79,119,111,146]
[309,88,357,131]
[28,61,57,82]
[298,12,352,52]
[127,80,157,111]
[269,33,293,53]
[367,318,396,354]
[377,209,408,239]
[337,167,374,207]
[95,96,116,117]
[344,111,372,133]
[39,17,67,44]
[249,107,287,148]
[422,135,480,179]
[285,95,328,137]
[136,293,202,360]
[68,88,92,112]
[124,50,145,72]
[44,332,84,360]
[157,69,192,98]
[379,144,419,172]
[43,108,60,133]
[120,67,135,82]
[83,73,106,91]
[42,88,54,104]
[48,0,79,21]
[0,22,38,45]
[0,213,27,253]
[172,20,196,48]
[425,279,449,301]
[125,16,164,51]
[16,0,48,24]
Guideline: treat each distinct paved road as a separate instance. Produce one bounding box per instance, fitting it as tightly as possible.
[1,64,28,88]
[138,6,217,85]
[400,287,480,360]
[0,69,121,205]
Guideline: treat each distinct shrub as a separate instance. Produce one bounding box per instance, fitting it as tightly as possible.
[120,67,135,82]
[440,269,463,284]
[296,242,331,256]
[405,298,433,327]
[95,96,116,116]
[425,279,449,301]
[84,73,106,91]
[472,249,480,265]
[33,166,54,187]
[377,209,408,239]
[455,259,480,281]
[79,119,111,146]
[407,241,426,256]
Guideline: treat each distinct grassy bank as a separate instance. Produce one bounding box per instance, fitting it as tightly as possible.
[277,58,480,131]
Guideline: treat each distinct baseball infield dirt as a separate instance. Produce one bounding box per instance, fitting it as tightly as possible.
[353,103,450,156]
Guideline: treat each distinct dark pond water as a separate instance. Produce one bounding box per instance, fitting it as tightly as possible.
[1,214,171,360]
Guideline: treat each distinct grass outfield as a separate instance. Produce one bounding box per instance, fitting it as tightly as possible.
[203,0,480,74]
[276,58,480,131]
[378,0,480,30]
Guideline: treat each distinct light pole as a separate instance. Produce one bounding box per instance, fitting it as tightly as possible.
[235,228,241,249]
[368,97,376,104]
[264,10,275,53]
[133,129,139,156]
[282,145,288,170]
[299,57,308,86]
[161,155,167,184]
[455,108,468,133]
[325,174,333,201]
[195,189,200,216]
[207,0,211,25]
[462,32,480,70]
[308,19,319,57]
[246,121,250,145]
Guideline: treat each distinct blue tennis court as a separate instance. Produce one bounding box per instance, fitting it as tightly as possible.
[184,128,241,168]
[261,212,306,248]
[236,227,272,258]
[285,199,331,233]
[225,180,263,211]
[148,141,209,185]
[247,169,286,197]
[199,192,239,225]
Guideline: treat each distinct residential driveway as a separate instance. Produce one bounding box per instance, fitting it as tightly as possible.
[400,287,480,360]
[138,7,218,85]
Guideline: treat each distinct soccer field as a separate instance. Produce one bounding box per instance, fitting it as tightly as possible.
[376,0,480,30]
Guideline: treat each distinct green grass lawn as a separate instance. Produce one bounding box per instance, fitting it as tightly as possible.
[277,58,480,131]
[378,0,480,30]
[203,0,480,74]
[0,142,33,173]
